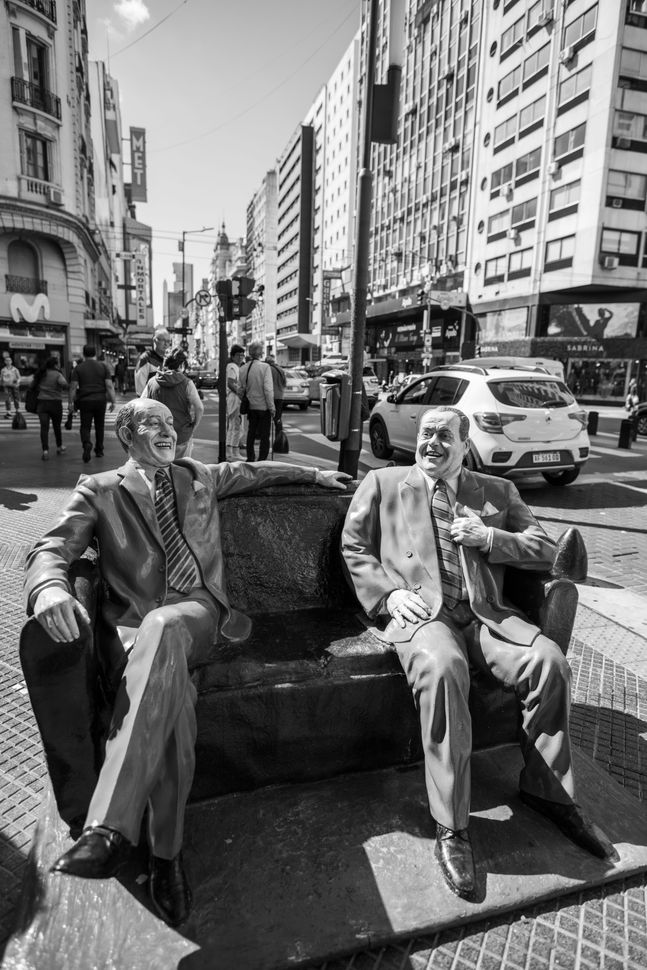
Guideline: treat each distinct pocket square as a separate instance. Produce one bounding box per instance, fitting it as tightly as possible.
[192,480,206,494]
[480,500,499,516]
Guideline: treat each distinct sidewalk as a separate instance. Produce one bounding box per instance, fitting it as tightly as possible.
[0,410,646,968]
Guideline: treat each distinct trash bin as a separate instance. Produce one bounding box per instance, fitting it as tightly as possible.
[618,418,633,449]
[587,410,598,436]
[320,371,351,441]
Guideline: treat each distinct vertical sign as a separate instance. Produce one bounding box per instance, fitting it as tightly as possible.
[130,127,147,202]
[134,249,147,325]
[322,278,331,317]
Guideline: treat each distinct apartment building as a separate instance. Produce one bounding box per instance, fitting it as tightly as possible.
[0,0,114,372]
[467,0,647,400]
[245,169,278,354]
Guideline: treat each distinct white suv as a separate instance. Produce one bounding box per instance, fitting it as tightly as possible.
[368,363,590,486]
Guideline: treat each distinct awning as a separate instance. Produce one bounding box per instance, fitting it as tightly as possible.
[276,333,319,349]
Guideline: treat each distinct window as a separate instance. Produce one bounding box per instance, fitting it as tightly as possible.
[558,64,592,110]
[21,131,51,181]
[607,169,647,200]
[516,146,542,179]
[426,377,465,406]
[501,16,524,56]
[511,197,537,225]
[523,43,550,84]
[498,65,521,102]
[25,36,50,91]
[613,110,647,141]
[488,210,510,237]
[527,1,549,32]
[519,95,546,132]
[549,179,581,213]
[484,255,507,281]
[554,122,586,158]
[492,162,514,190]
[400,377,433,405]
[508,247,533,276]
[494,114,517,148]
[600,228,640,255]
[545,235,575,267]
[563,3,597,49]
[620,47,647,77]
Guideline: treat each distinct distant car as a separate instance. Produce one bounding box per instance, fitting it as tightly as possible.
[197,371,219,390]
[282,367,310,410]
[369,363,590,486]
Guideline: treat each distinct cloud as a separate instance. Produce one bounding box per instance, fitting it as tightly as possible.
[114,0,150,30]
[99,16,122,40]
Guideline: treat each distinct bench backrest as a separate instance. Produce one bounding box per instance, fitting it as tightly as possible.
[219,484,355,615]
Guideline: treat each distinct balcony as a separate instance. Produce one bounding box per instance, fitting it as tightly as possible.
[11,77,61,121]
[5,275,48,295]
[13,0,57,24]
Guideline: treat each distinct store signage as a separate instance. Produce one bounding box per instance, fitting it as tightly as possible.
[565,341,603,355]
[10,293,50,324]
[129,127,147,202]
[134,251,147,324]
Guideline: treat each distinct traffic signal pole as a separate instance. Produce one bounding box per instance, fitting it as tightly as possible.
[215,280,232,463]
[338,0,379,480]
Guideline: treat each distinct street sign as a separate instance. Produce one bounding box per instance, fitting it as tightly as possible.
[115,252,135,260]
[173,327,193,335]
[195,289,212,308]
[423,332,433,351]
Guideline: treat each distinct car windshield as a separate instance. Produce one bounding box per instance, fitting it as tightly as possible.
[487,379,575,409]
[287,368,308,379]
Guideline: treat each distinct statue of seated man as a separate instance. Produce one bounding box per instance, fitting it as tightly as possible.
[341,405,617,901]
[24,398,350,926]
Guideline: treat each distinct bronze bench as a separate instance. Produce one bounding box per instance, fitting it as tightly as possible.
[20,482,587,829]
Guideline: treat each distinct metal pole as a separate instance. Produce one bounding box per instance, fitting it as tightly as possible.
[181,230,186,308]
[338,0,379,479]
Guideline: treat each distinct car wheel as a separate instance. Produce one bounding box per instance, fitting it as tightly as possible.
[637,414,647,437]
[542,468,581,487]
[369,419,393,460]
[299,402,308,411]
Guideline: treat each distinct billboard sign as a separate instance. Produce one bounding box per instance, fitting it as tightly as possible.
[134,250,147,324]
[130,127,147,202]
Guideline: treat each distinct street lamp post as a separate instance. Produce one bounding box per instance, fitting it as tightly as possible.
[180,226,214,307]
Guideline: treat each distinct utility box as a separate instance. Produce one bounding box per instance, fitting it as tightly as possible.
[320,371,352,441]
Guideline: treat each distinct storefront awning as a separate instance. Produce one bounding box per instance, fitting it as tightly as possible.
[277,333,319,349]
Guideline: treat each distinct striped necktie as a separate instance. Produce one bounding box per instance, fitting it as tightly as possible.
[431,479,463,608]
[154,469,199,594]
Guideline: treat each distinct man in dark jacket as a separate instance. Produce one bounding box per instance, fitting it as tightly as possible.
[69,345,116,463]
[134,329,172,394]
[266,353,286,432]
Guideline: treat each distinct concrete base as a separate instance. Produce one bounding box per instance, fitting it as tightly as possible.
[5,747,647,970]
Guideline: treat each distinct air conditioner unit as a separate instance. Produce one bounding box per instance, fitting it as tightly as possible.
[548,161,561,176]
[507,228,520,241]
[559,45,575,65]
[459,169,470,183]
[48,187,64,206]
[602,256,619,269]
[443,137,459,153]
[611,198,623,208]
[616,136,631,148]
[537,8,554,26]
[503,182,514,199]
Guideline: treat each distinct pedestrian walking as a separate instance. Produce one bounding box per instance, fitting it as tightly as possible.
[239,341,274,462]
[114,356,127,394]
[141,347,204,459]
[33,357,68,460]
[134,330,172,394]
[626,379,640,441]
[69,345,116,463]
[266,353,286,434]
[225,344,245,461]
[1,351,21,419]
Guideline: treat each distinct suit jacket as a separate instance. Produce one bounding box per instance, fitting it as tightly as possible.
[24,457,318,648]
[341,465,556,646]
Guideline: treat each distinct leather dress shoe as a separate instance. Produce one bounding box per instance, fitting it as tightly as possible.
[149,852,192,926]
[51,825,128,878]
[520,791,619,863]
[435,824,476,900]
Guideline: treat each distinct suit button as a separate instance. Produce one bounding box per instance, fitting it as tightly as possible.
[156,597,163,604]
[486,595,494,603]
[413,583,421,591]
[158,566,165,573]
[406,551,413,558]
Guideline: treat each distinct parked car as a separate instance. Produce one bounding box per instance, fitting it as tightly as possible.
[282,367,310,410]
[368,363,590,486]
[307,364,380,407]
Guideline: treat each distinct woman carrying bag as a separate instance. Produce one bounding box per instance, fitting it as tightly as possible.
[33,357,68,460]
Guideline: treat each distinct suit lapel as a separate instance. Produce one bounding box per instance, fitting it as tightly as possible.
[400,465,441,586]
[118,459,163,547]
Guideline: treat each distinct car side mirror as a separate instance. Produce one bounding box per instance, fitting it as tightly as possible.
[386,393,396,403]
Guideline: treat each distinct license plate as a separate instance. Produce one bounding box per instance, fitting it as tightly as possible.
[533,451,561,464]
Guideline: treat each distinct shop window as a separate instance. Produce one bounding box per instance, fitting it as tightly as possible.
[558,64,592,113]
[545,234,575,270]
[563,3,597,51]
[549,179,581,219]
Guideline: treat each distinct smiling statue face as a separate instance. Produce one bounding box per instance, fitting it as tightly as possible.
[125,399,177,469]
[415,409,470,480]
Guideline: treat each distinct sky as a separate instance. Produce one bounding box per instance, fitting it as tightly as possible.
[87,0,361,324]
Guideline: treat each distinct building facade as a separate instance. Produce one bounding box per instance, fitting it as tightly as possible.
[245,169,278,354]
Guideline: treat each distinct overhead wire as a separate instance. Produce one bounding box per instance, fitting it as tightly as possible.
[110,0,190,58]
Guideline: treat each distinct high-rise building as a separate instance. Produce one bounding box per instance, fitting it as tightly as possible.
[246,170,278,354]
[466,0,647,399]
[0,0,113,371]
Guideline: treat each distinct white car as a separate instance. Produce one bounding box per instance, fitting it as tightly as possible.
[282,367,310,410]
[368,363,590,486]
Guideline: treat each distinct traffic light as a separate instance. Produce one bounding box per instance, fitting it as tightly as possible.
[215,279,231,320]
[231,276,256,318]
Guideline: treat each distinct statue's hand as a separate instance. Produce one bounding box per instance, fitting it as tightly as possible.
[386,588,432,628]
[33,586,91,643]
[315,470,353,491]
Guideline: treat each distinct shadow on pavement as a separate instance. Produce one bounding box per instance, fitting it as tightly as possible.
[0,830,29,961]
[530,481,647,511]
[0,489,38,512]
